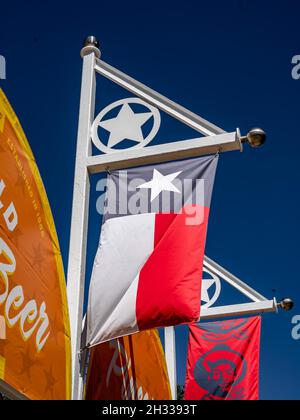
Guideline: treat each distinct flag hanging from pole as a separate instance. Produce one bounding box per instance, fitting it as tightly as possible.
[185,317,261,400]
[87,154,218,346]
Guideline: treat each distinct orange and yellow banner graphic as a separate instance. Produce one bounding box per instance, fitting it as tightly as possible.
[0,89,71,400]
[85,329,171,400]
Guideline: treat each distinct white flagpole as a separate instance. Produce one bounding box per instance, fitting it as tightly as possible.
[67,37,100,400]
[165,327,177,400]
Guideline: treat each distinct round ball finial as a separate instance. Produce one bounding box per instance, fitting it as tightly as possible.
[246,128,267,148]
[280,298,294,312]
[80,36,101,58]
[83,36,100,49]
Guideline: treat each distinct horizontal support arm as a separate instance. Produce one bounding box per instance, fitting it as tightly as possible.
[87,131,241,174]
[200,299,277,320]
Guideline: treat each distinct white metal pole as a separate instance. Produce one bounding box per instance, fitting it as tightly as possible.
[67,39,100,400]
[164,327,177,400]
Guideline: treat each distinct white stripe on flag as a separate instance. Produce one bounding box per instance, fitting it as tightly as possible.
[87,213,156,346]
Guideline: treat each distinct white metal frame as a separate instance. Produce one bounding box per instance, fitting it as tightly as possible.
[66,44,276,401]
[94,59,225,137]
[67,52,96,401]
[201,255,277,319]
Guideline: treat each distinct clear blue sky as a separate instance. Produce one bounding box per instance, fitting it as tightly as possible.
[1,0,299,400]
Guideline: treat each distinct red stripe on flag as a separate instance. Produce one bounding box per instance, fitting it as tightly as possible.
[136,205,209,330]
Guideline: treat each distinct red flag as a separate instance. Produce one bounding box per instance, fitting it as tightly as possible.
[185,317,261,400]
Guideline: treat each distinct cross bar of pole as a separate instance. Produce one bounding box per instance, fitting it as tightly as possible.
[87,131,241,174]
[200,299,277,320]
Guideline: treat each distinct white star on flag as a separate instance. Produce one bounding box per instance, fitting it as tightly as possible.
[201,279,215,304]
[137,169,182,202]
[99,103,153,148]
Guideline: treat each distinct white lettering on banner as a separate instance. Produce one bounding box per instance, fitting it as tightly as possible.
[0,178,50,351]
[0,179,5,209]
[0,237,50,351]
[4,202,18,232]
[0,179,18,229]
[106,339,152,400]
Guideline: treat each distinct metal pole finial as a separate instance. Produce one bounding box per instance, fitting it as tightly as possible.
[80,35,101,59]
[278,298,294,312]
[241,128,267,148]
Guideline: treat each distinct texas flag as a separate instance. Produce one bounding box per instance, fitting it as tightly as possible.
[86,154,218,347]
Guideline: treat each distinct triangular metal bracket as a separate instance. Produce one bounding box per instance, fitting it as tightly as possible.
[88,58,243,173]
[94,59,226,137]
[201,255,278,320]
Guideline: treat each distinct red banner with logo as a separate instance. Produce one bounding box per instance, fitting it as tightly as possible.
[185,317,261,400]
